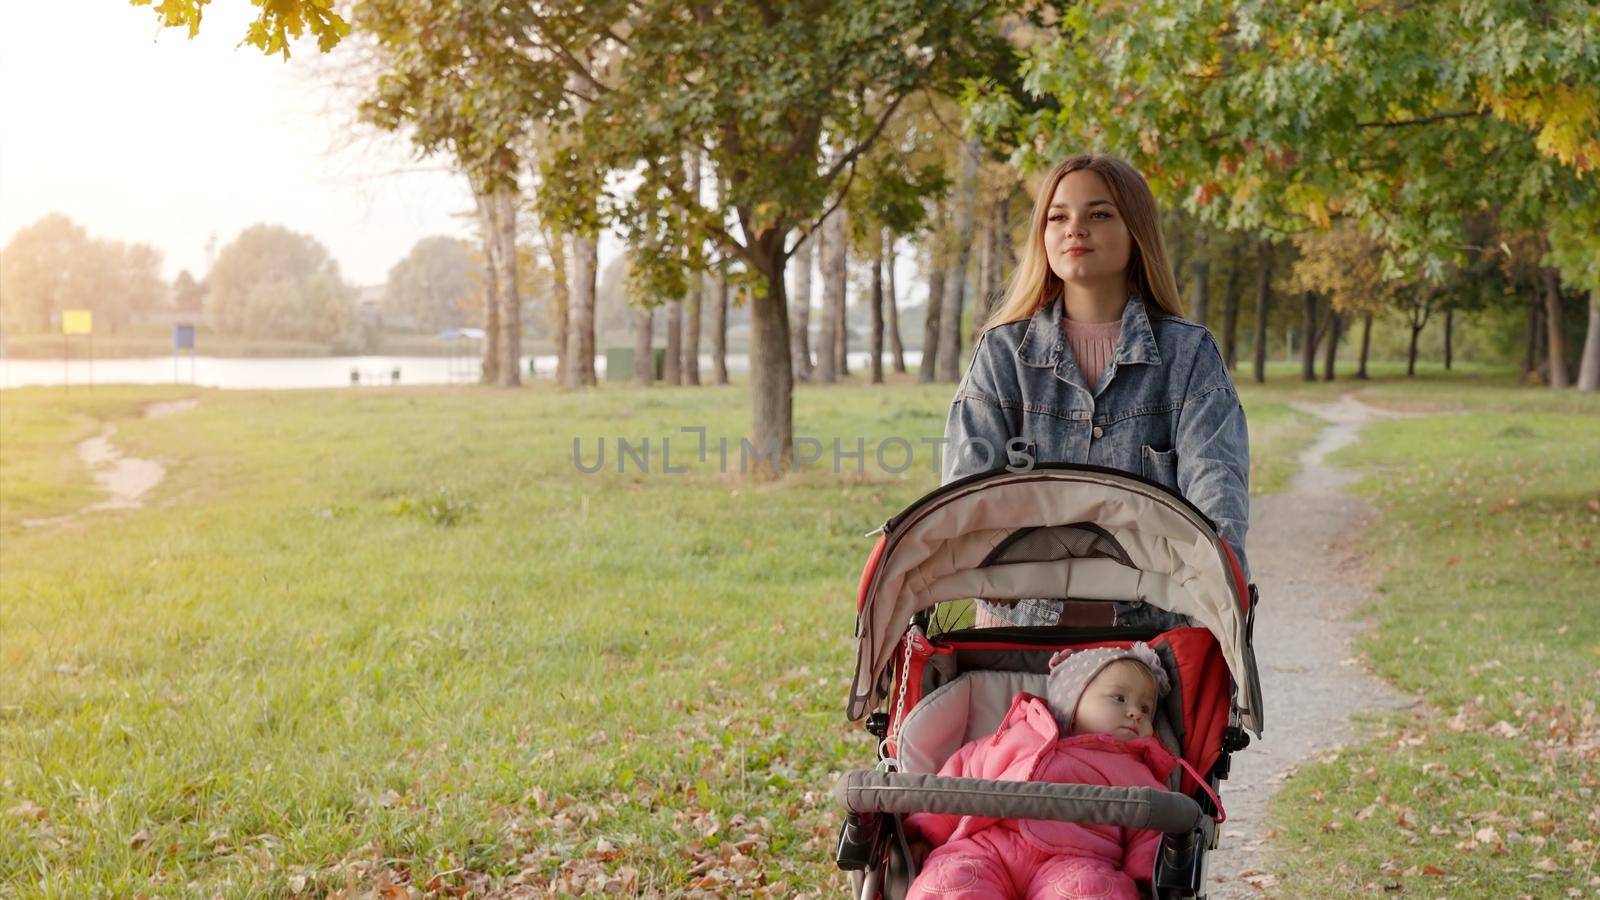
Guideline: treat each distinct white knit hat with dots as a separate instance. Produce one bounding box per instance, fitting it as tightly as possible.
[1045,642,1170,733]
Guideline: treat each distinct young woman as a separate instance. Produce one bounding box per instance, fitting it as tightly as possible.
[942,153,1250,629]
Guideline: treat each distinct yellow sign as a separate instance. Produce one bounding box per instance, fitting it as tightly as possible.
[62,309,93,335]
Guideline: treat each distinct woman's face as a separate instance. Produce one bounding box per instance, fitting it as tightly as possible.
[1044,169,1134,289]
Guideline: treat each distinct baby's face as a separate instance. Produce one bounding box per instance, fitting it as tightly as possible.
[1070,660,1158,741]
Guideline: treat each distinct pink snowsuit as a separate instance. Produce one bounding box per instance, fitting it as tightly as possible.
[905,692,1178,900]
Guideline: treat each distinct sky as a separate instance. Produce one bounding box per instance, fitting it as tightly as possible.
[0,1,474,286]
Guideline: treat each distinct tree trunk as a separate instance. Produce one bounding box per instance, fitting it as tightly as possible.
[832,210,851,377]
[473,191,502,385]
[1357,313,1373,380]
[1407,307,1424,377]
[684,288,702,385]
[1541,267,1570,389]
[1578,290,1599,392]
[1299,291,1319,382]
[937,137,981,382]
[568,234,598,386]
[1168,216,1188,298]
[1219,251,1241,369]
[545,229,570,385]
[493,188,521,387]
[920,262,945,383]
[683,157,702,386]
[750,255,795,477]
[1535,290,1550,383]
[1189,233,1210,328]
[632,304,654,386]
[1443,305,1454,371]
[886,230,906,374]
[790,233,814,381]
[1321,311,1341,381]
[663,298,682,384]
[1522,286,1541,378]
[816,210,841,383]
[870,248,885,384]
[973,216,995,347]
[1252,240,1272,384]
[985,187,1011,334]
[712,274,729,385]
[835,219,850,377]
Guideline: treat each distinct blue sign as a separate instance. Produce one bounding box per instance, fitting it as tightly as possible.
[173,324,195,350]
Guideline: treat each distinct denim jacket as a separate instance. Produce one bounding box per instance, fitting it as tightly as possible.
[942,294,1251,627]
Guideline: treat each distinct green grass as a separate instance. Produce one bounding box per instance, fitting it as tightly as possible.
[0,368,1568,896]
[1266,387,1600,898]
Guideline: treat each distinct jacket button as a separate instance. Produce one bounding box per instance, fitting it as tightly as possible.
[1092,426,1104,439]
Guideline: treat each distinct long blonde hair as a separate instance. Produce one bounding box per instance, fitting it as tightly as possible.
[985,154,1184,330]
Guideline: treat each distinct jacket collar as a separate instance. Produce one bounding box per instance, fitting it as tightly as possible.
[1016,293,1163,380]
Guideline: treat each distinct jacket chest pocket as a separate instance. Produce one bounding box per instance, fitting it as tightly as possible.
[1141,445,1178,491]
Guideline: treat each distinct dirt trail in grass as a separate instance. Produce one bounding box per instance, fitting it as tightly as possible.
[1206,395,1417,897]
[21,398,198,528]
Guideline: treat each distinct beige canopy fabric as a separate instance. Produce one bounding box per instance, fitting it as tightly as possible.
[849,467,1263,735]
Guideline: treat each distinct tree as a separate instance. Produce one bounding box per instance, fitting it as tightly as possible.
[541,229,571,384]
[789,234,815,381]
[843,121,946,382]
[172,269,207,312]
[682,153,704,386]
[936,136,981,382]
[132,0,349,58]
[711,270,730,386]
[885,232,907,374]
[816,208,845,383]
[529,0,1010,473]
[1217,237,1244,369]
[1289,224,1399,379]
[0,214,165,334]
[1250,240,1274,384]
[358,0,577,387]
[207,224,355,342]
[384,236,475,333]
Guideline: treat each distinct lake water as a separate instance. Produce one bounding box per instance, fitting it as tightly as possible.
[0,351,923,390]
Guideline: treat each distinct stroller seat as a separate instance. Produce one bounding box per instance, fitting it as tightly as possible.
[895,667,1184,780]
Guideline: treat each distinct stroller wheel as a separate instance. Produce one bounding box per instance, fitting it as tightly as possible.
[850,866,882,900]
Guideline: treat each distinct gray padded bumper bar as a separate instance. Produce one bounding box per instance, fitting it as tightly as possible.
[835,770,1206,835]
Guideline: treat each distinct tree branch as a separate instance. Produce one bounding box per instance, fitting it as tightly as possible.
[514,18,612,97]
[793,156,860,260]
[1357,110,1482,128]
[820,86,914,187]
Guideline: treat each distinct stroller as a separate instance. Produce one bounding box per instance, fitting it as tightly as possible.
[835,464,1264,899]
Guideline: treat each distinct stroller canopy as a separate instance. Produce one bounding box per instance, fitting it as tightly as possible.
[849,464,1263,735]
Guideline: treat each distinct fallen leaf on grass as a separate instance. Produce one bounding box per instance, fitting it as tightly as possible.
[1420,864,1449,876]
[7,801,46,822]
[129,829,151,848]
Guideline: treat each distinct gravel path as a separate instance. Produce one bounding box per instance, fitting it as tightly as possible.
[1204,396,1417,898]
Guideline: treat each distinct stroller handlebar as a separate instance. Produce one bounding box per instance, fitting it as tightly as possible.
[835,769,1206,835]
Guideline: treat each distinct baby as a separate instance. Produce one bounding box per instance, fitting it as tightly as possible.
[905,643,1177,900]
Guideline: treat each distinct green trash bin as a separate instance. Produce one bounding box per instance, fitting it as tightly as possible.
[604,347,632,381]
[604,347,665,382]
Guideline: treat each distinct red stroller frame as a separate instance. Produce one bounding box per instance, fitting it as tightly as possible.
[835,464,1263,900]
